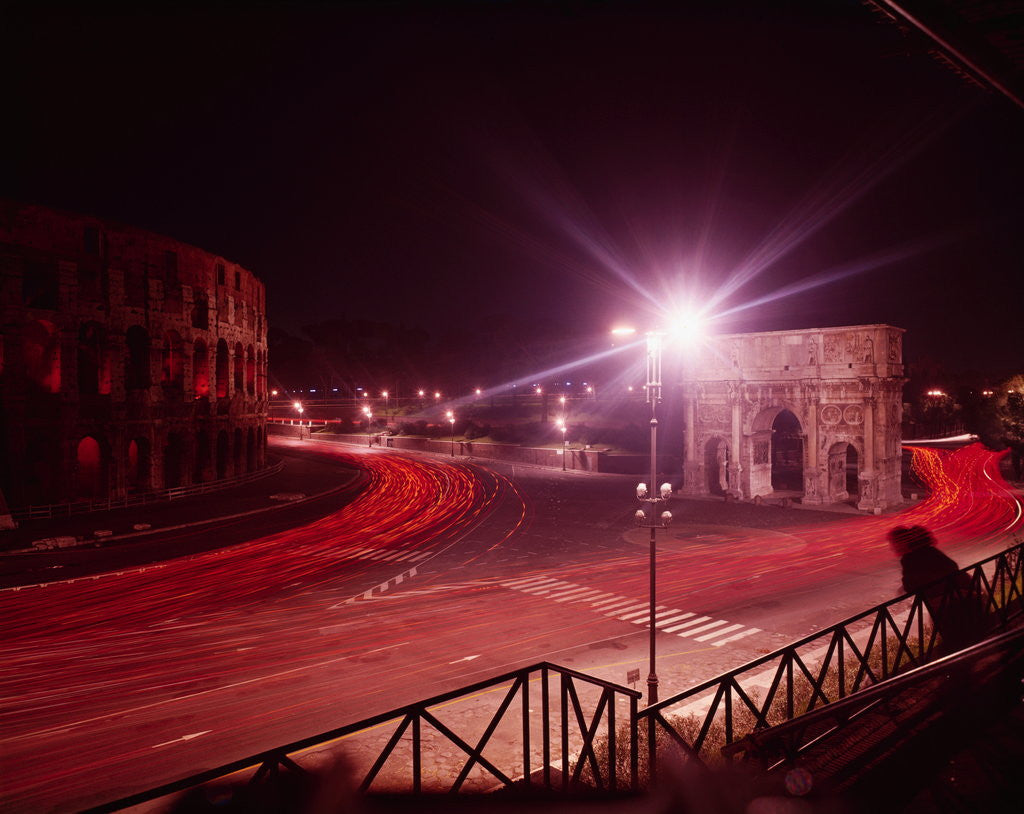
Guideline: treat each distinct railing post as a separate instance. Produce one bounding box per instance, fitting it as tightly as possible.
[560,672,569,791]
[412,713,421,794]
[630,696,638,791]
[607,688,617,792]
[522,669,531,788]
[542,665,550,789]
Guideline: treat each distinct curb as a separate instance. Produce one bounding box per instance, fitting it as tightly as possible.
[6,466,366,556]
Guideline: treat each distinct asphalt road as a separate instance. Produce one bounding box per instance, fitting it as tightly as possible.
[1,438,1020,812]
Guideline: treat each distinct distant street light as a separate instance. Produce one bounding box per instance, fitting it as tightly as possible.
[446,410,456,456]
[382,390,390,426]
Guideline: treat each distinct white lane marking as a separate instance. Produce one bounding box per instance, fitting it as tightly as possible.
[694,623,743,642]
[152,730,212,749]
[499,577,763,649]
[548,589,598,602]
[619,606,666,621]
[592,598,635,610]
[663,616,712,633]
[633,608,683,624]
[449,654,480,664]
[522,582,574,595]
[654,612,696,628]
[555,589,604,603]
[677,619,728,638]
[606,603,648,616]
[501,577,552,588]
[711,628,762,647]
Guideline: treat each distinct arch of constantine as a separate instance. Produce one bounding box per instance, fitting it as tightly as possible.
[680,324,905,512]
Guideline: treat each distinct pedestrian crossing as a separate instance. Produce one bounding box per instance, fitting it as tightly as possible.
[499,576,761,648]
[345,547,432,564]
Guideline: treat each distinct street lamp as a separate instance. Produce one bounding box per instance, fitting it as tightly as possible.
[557,419,568,471]
[446,410,456,456]
[363,406,373,447]
[382,390,389,426]
[613,327,675,706]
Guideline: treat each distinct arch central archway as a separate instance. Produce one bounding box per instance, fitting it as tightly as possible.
[747,406,803,498]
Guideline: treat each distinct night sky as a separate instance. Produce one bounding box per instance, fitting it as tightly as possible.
[6,1,1023,375]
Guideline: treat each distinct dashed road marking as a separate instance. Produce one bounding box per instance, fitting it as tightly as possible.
[499,577,761,648]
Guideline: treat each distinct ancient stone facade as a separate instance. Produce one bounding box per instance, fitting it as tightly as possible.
[0,201,268,510]
[681,324,905,511]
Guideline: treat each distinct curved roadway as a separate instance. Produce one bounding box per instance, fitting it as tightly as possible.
[0,438,1020,811]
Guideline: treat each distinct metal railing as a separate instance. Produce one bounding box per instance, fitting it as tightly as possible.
[85,662,641,813]
[719,624,1024,780]
[13,459,284,520]
[637,539,1024,778]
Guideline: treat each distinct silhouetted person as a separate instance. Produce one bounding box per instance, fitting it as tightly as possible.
[889,525,982,652]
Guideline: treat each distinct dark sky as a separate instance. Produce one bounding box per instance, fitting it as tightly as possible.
[5,1,1023,374]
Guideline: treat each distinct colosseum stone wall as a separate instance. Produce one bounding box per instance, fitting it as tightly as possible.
[0,201,268,511]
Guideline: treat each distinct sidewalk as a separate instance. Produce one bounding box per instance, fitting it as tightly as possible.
[0,447,362,555]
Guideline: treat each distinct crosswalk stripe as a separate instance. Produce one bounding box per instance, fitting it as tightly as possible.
[663,616,711,633]
[607,603,648,616]
[677,619,728,638]
[654,612,696,628]
[522,581,573,595]
[633,608,684,625]
[546,586,591,599]
[694,623,743,642]
[502,576,552,588]
[591,597,633,610]
[497,575,763,650]
[554,589,603,603]
[711,628,761,647]
[515,577,562,588]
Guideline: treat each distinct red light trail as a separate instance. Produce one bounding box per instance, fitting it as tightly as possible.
[0,441,1018,811]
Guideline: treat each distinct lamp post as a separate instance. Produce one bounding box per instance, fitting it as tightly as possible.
[557,419,568,471]
[446,410,455,456]
[642,331,671,706]
[614,327,674,707]
[382,390,389,428]
[363,407,373,447]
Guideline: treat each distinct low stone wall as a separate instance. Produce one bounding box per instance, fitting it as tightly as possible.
[268,424,633,472]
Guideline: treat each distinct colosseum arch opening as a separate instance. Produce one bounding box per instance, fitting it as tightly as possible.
[127,437,151,493]
[682,324,905,512]
[215,339,229,399]
[125,326,151,391]
[193,339,210,398]
[77,322,111,396]
[75,436,107,500]
[23,319,61,394]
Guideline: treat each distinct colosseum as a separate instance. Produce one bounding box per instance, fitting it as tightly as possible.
[0,201,268,517]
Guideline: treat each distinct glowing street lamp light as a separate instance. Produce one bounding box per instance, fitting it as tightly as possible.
[382,390,390,426]
[446,410,456,456]
[418,389,425,399]
[435,391,442,402]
